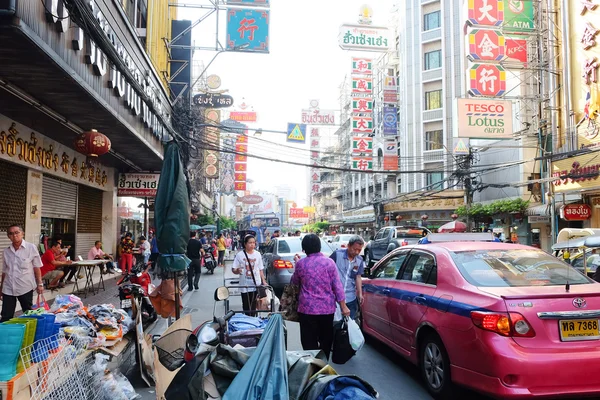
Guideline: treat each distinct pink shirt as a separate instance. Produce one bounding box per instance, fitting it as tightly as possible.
[88,246,105,260]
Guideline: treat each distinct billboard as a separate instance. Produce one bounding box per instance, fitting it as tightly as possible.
[204,109,221,179]
[226,8,270,53]
[383,106,398,136]
[457,98,513,139]
[339,24,390,52]
[467,0,504,27]
[468,29,506,61]
[503,0,534,32]
[290,208,309,218]
[383,140,398,171]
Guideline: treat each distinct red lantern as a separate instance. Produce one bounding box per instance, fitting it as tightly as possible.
[74,129,111,158]
[384,216,390,222]
[396,215,403,221]
[421,214,429,220]
[451,213,458,220]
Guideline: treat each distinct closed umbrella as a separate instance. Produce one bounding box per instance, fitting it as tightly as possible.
[155,142,191,319]
[437,220,467,233]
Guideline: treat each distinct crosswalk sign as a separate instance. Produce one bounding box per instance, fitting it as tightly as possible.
[453,138,470,155]
[287,123,306,143]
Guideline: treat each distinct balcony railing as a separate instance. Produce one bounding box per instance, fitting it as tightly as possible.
[422,28,441,43]
[422,68,442,82]
[423,149,444,163]
[423,108,443,121]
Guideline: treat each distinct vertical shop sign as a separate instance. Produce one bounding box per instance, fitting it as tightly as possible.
[351,157,374,171]
[383,76,398,104]
[468,29,505,61]
[383,106,398,136]
[351,77,373,94]
[220,135,236,195]
[226,8,270,52]
[383,140,398,171]
[351,116,373,133]
[469,64,507,96]
[467,0,504,27]
[204,109,221,179]
[352,57,373,75]
[234,134,248,191]
[351,137,373,154]
[352,97,374,113]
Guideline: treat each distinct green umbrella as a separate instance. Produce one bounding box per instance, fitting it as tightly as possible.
[155,142,190,319]
[190,224,201,230]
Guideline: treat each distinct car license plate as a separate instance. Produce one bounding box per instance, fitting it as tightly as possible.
[559,319,600,341]
[120,299,132,309]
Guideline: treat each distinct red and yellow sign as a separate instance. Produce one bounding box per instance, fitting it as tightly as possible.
[467,0,504,27]
[468,29,505,61]
[469,64,506,96]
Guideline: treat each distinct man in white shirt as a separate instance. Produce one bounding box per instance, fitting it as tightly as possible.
[1,224,44,322]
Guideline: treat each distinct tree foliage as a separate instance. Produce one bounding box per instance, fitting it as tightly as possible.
[301,221,330,234]
[455,198,529,218]
[219,216,237,230]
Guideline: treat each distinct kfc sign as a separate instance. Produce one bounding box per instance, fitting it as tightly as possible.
[560,204,592,221]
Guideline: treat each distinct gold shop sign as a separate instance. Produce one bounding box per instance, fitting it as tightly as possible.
[384,191,464,213]
[0,117,114,189]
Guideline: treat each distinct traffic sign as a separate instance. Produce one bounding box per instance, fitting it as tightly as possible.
[469,64,506,97]
[286,123,306,143]
[453,138,471,155]
[468,29,505,61]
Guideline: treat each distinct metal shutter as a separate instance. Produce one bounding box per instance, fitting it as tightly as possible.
[42,177,77,220]
[0,160,28,274]
[76,185,103,258]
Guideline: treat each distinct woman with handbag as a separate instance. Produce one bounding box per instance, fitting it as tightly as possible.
[290,234,351,359]
[232,234,267,316]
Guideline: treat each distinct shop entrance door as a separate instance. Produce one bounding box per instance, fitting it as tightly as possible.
[41,176,77,257]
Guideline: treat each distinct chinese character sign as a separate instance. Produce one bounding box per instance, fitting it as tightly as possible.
[227,9,269,53]
[469,64,507,96]
[234,134,248,192]
[351,116,373,133]
[468,0,504,27]
[351,157,373,171]
[352,57,373,74]
[468,29,505,61]
[352,97,373,113]
[352,77,373,94]
[352,137,373,154]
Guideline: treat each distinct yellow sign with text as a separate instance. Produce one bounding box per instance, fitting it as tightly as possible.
[552,153,600,193]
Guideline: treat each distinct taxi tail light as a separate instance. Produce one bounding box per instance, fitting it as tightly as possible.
[273,260,293,269]
[470,311,535,338]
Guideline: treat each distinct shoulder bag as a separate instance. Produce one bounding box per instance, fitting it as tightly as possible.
[279,283,300,322]
[243,250,267,299]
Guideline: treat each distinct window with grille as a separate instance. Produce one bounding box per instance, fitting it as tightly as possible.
[426,172,444,190]
[425,90,443,110]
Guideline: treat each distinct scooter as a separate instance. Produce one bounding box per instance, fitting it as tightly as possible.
[202,244,217,274]
[117,264,158,326]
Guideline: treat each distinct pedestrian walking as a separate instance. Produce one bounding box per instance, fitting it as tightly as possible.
[225,234,232,258]
[330,235,365,320]
[232,235,267,316]
[216,233,226,267]
[187,232,202,291]
[120,232,135,274]
[290,234,350,359]
[0,225,44,322]
[139,236,151,266]
[149,231,159,270]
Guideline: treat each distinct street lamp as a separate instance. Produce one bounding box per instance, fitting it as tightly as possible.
[173,43,250,106]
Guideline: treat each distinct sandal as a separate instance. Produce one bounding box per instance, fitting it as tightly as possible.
[47,285,59,291]
[58,283,66,288]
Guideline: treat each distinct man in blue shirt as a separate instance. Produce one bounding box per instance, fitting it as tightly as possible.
[330,235,365,320]
[149,232,159,270]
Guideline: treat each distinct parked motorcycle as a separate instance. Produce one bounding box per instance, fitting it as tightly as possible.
[117,264,158,326]
[202,244,217,274]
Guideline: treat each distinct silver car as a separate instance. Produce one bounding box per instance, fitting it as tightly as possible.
[262,237,335,294]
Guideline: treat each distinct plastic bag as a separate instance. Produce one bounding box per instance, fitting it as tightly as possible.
[32,294,51,311]
[347,317,365,352]
[50,294,84,313]
[334,304,342,322]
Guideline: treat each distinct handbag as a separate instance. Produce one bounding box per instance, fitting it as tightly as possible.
[32,294,51,311]
[279,284,300,322]
[243,250,267,299]
[332,317,356,364]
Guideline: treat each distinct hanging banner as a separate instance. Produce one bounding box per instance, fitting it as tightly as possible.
[383,106,398,136]
[351,116,373,133]
[383,76,398,104]
[469,64,506,96]
[226,8,270,53]
[351,157,374,171]
[339,24,390,52]
[352,97,374,113]
[503,0,534,32]
[351,137,374,154]
[204,109,221,179]
[220,135,236,195]
[467,0,504,27]
[383,140,398,171]
[352,57,373,75]
[352,77,373,94]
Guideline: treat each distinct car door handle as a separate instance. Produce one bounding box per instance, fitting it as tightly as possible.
[414,295,427,305]
[382,288,391,295]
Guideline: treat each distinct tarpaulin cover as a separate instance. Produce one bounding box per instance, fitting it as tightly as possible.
[223,313,289,400]
[155,142,191,272]
[300,374,378,400]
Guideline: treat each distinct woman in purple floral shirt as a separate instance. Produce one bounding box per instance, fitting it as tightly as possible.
[290,234,350,359]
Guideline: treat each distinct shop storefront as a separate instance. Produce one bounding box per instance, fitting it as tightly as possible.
[383,191,465,232]
[117,173,160,240]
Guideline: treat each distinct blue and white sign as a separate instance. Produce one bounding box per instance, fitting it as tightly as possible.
[227,0,270,6]
[383,106,398,136]
[286,123,306,144]
[226,9,270,53]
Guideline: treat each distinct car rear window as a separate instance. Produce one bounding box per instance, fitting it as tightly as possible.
[450,249,591,287]
[278,239,302,254]
[396,228,427,238]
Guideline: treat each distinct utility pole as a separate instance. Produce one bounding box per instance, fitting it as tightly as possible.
[459,147,475,231]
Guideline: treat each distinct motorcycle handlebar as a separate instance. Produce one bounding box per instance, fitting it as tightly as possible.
[224,310,235,322]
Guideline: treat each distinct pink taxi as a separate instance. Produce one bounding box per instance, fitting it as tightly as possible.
[361,233,600,399]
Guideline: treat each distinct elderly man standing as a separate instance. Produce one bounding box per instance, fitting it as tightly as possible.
[0,224,44,322]
[330,235,365,320]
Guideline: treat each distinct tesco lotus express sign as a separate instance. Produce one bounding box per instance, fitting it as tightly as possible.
[457,98,514,140]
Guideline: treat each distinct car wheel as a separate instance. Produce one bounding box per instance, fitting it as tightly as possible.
[365,251,373,268]
[420,333,453,399]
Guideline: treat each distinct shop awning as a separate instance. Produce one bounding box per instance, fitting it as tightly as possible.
[341,218,375,225]
[527,204,550,216]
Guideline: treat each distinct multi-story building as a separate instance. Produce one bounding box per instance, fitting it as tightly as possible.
[0,0,175,268]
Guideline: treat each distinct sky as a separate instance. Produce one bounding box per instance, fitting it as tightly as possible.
[181,0,394,205]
